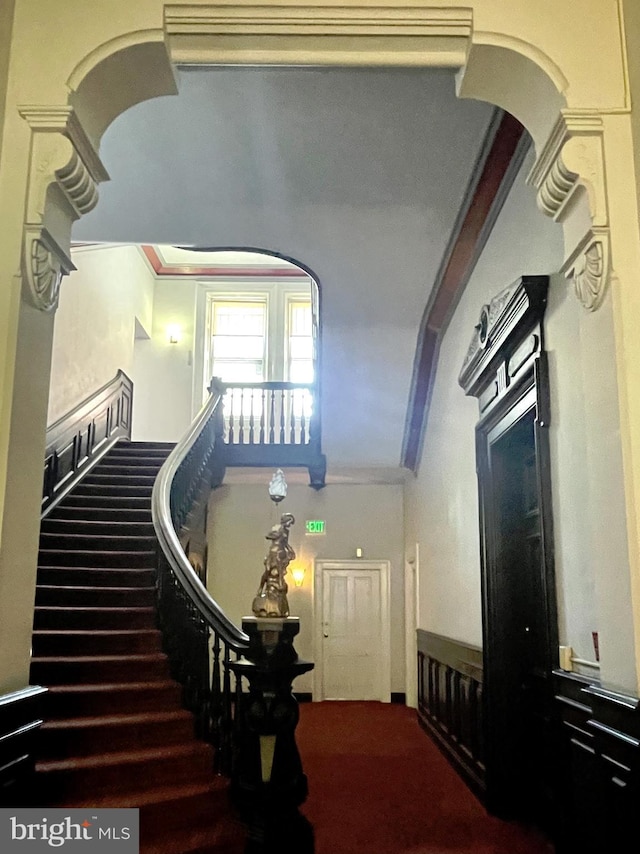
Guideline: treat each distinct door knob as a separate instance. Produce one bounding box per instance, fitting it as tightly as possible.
[323,633,329,638]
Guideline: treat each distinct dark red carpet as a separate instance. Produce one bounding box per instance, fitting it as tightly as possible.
[297,701,555,854]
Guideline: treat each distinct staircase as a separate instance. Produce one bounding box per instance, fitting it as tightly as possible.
[30,440,245,854]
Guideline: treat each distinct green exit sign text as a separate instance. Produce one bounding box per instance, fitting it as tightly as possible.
[305,519,326,535]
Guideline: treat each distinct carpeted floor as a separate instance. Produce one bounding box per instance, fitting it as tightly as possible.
[296,701,555,854]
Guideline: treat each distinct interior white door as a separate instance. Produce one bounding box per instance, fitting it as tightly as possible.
[320,565,387,701]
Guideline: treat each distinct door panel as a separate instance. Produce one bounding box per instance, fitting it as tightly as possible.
[321,568,383,701]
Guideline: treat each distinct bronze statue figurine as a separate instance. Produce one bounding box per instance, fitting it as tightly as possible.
[252,512,295,618]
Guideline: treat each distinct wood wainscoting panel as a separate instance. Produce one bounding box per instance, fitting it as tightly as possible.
[417,630,484,798]
[554,670,640,853]
[0,686,47,805]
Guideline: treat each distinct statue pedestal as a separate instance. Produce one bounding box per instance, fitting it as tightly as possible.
[230,617,315,853]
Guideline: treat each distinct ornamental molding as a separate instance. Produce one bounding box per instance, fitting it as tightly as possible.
[18,106,109,221]
[527,110,607,227]
[528,110,611,312]
[17,106,108,311]
[164,4,473,64]
[561,228,610,313]
[22,226,76,312]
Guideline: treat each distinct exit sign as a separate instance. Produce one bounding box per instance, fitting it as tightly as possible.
[305,519,326,535]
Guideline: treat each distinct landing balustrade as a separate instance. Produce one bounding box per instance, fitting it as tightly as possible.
[221,381,326,486]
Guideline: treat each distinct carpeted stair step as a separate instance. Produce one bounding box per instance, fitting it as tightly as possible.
[40,532,157,551]
[38,549,156,568]
[50,506,153,523]
[140,820,245,854]
[36,741,213,806]
[59,495,152,511]
[37,566,155,587]
[34,606,157,630]
[38,710,196,759]
[41,519,156,537]
[82,474,159,489]
[72,483,156,498]
[44,681,184,719]
[35,585,156,608]
[32,629,163,656]
[31,653,171,684]
[35,742,214,800]
[91,456,164,477]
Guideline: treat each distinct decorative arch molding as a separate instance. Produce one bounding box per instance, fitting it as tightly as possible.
[527,110,610,311]
[17,106,109,311]
[17,1,617,314]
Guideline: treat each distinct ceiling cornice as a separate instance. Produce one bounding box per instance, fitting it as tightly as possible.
[401,109,530,472]
[140,244,308,278]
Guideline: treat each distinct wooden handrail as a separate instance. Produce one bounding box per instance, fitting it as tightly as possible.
[151,380,249,649]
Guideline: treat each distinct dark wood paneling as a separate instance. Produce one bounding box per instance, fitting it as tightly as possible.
[417,630,484,797]
[42,370,133,515]
[554,671,640,853]
[0,686,47,805]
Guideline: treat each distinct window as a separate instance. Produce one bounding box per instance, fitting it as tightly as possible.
[210,299,267,382]
[287,299,314,383]
[206,290,314,385]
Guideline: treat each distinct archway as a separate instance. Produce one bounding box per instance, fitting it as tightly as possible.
[2,1,640,720]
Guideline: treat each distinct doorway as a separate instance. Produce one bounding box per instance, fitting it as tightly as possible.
[459,276,558,829]
[480,386,557,824]
[313,560,391,702]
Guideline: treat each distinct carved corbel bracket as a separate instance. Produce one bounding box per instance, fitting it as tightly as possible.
[561,227,610,313]
[528,110,610,311]
[17,106,108,311]
[22,225,76,312]
[18,106,109,222]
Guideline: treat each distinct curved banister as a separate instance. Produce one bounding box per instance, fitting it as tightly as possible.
[151,380,249,649]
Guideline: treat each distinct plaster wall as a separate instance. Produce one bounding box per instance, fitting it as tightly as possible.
[48,245,154,424]
[405,153,553,640]
[131,278,197,442]
[0,0,15,171]
[207,481,405,695]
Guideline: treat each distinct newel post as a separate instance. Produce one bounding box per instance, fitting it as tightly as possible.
[229,618,314,853]
[229,471,315,853]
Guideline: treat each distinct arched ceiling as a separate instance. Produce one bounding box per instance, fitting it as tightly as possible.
[73,67,497,471]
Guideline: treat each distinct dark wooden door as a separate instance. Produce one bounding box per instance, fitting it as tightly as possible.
[479,379,558,829]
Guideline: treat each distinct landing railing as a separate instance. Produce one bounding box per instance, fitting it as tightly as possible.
[221,381,326,486]
[151,377,249,774]
[222,382,316,447]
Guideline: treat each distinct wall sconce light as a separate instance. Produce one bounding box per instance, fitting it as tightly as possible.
[290,566,306,588]
[167,323,181,344]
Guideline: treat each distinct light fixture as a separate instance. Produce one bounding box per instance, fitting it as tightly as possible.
[290,566,305,588]
[268,469,287,504]
[167,323,181,344]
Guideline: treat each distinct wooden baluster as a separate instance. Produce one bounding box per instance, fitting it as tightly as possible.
[290,390,296,444]
[238,391,245,444]
[259,388,266,444]
[300,393,307,445]
[269,390,276,444]
[279,388,285,444]
[211,633,222,763]
[249,388,255,444]
[220,644,233,775]
[227,392,235,444]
